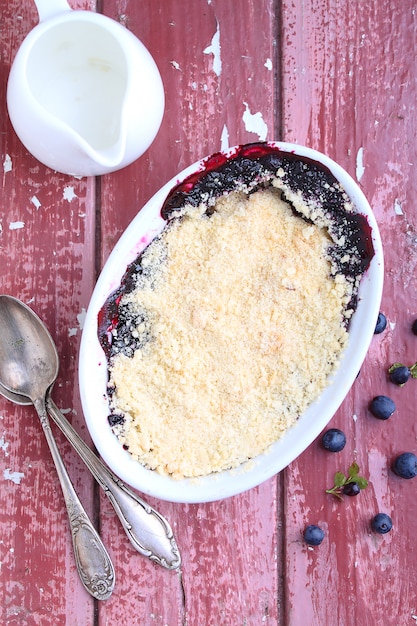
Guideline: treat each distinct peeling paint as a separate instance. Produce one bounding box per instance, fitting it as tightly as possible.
[220,124,229,152]
[356,147,365,182]
[77,308,86,330]
[204,21,221,77]
[3,468,24,484]
[68,308,87,337]
[0,435,9,455]
[9,221,25,230]
[242,102,268,141]
[3,154,12,173]
[394,199,403,215]
[264,58,272,70]
[63,186,77,202]
[170,60,181,71]
[30,195,41,210]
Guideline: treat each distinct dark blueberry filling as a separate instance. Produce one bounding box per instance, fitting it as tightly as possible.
[112,304,150,356]
[98,233,167,361]
[98,142,376,430]
[108,413,125,427]
[162,142,374,279]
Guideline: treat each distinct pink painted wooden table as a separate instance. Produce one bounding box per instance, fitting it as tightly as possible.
[1,1,417,624]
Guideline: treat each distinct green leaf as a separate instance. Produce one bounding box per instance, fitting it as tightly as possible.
[326,462,369,499]
[348,462,359,478]
[388,362,404,374]
[334,471,347,487]
[410,362,417,379]
[356,476,368,489]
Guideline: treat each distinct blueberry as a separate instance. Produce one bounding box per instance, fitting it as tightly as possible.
[371,513,393,534]
[389,365,411,385]
[392,452,417,479]
[321,428,347,452]
[342,482,361,496]
[304,525,325,546]
[374,312,387,334]
[108,413,125,427]
[412,319,417,336]
[369,395,396,420]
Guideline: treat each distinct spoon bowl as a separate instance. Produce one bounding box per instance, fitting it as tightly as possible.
[0,382,31,405]
[0,295,58,400]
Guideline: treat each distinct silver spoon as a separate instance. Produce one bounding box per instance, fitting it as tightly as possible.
[0,295,115,600]
[0,295,181,570]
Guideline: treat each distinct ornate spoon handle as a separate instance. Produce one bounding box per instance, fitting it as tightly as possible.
[33,397,115,600]
[46,397,181,570]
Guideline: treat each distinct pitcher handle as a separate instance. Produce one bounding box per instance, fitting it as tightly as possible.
[34,0,72,22]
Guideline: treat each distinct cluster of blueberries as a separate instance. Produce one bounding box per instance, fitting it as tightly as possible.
[304,313,417,546]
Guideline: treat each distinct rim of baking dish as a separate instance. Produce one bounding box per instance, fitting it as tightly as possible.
[79,141,384,503]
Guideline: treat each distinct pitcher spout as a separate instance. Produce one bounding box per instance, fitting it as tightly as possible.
[78,117,129,172]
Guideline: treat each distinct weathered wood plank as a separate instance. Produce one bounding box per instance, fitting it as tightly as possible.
[282,1,417,624]
[97,1,281,624]
[0,1,98,623]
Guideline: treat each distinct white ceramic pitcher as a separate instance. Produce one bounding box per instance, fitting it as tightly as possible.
[7,0,165,176]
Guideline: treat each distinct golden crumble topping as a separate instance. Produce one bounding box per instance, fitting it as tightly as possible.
[108,187,352,479]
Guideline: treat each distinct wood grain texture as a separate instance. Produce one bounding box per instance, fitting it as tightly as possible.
[282,1,417,624]
[0,1,97,624]
[97,2,281,625]
[1,0,417,624]
[99,0,279,258]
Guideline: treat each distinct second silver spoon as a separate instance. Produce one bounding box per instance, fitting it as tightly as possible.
[0,296,180,570]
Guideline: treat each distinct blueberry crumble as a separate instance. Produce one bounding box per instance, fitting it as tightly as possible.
[98,143,375,479]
